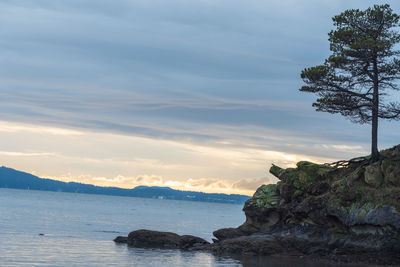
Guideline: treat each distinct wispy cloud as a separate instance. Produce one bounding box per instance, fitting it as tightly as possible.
[0,151,55,157]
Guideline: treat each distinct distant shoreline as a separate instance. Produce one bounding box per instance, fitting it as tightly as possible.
[0,187,247,206]
[0,166,250,204]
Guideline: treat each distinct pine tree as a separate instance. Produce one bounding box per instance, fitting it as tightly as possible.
[301,4,400,162]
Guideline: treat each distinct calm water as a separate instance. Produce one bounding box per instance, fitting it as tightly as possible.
[0,188,357,267]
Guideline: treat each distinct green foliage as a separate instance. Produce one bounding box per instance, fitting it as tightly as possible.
[301,4,400,123]
[252,184,279,209]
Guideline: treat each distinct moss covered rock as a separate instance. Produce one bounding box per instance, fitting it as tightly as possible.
[251,184,279,209]
[212,145,400,265]
[243,144,400,232]
[364,162,384,187]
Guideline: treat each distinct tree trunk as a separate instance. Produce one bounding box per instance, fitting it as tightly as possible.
[371,104,379,162]
[371,58,380,162]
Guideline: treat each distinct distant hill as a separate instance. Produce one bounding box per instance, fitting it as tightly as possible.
[0,166,250,204]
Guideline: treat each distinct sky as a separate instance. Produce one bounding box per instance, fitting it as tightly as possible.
[1,0,400,196]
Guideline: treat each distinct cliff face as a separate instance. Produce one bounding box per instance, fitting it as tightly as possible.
[212,145,400,265]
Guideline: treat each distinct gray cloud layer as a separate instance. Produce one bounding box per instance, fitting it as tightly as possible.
[1,0,400,160]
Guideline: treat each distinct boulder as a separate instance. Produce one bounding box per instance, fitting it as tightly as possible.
[127,230,181,248]
[120,229,210,250]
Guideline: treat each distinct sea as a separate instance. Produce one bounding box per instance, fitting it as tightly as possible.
[0,188,356,267]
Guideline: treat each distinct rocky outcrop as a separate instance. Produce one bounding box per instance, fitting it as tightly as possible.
[210,145,400,265]
[114,145,400,265]
[114,229,209,250]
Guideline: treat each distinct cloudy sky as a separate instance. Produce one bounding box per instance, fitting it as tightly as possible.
[1,0,400,196]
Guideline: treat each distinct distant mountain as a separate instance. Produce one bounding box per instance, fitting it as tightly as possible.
[0,166,250,204]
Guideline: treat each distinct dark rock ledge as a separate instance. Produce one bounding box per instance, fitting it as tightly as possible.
[115,145,400,265]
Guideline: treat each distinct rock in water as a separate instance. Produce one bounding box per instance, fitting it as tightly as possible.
[127,230,181,248]
[117,229,210,250]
